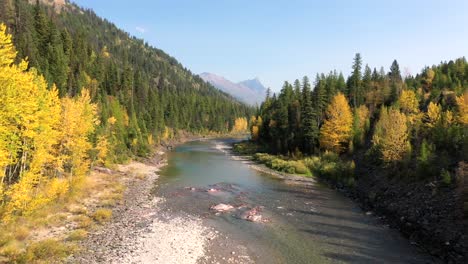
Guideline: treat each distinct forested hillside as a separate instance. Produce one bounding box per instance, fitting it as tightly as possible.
[0,1,252,258]
[0,0,252,160]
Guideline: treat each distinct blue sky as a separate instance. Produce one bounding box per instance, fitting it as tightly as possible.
[73,0,468,91]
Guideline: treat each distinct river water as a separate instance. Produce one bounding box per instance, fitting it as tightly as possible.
[154,139,436,264]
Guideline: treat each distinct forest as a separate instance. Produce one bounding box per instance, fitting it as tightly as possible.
[246,53,467,184]
[0,0,252,159]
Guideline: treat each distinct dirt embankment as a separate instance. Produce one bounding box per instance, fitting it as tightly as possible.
[351,162,467,264]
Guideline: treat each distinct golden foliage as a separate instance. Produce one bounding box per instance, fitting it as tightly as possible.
[353,105,370,146]
[455,92,468,125]
[95,136,109,166]
[319,93,353,153]
[0,24,63,217]
[232,117,248,133]
[0,24,16,67]
[373,107,410,162]
[425,102,441,128]
[161,126,172,141]
[0,24,97,220]
[398,89,419,115]
[57,89,97,182]
[249,116,262,141]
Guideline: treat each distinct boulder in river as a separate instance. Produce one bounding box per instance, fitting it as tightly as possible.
[240,207,264,222]
[210,203,234,212]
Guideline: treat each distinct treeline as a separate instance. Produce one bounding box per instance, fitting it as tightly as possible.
[0,0,252,161]
[252,53,467,180]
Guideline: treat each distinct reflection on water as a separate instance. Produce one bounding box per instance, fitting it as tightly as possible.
[155,139,436,264]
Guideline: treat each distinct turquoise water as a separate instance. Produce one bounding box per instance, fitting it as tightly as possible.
[155,139,436,263]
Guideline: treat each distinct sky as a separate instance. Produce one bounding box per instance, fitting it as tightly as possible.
[72,0,468,91]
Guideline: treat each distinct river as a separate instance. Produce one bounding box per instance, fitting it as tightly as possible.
[153,139,436,263]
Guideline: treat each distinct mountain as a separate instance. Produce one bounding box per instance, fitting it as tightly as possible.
[0,0,253,159]
[199,73,267,106]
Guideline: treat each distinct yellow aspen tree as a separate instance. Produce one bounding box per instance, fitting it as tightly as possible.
[399,89,419,115]
[249,116,262,141]
[373,107,410,162]
[232,117,248,133]
[57,89,97,187]
[319,93,353,153]
[398,89,421,124]
[0,24,16,67]
[95,135,110,166]
[353,105,370,146]
[425,102,441,128]
[0,24,62,217]
[455,92,468,125]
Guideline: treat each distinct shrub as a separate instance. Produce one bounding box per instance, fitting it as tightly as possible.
[441,169,452,186]
[67,229,88,241]
[93,209,112,224]
[24,239,72,262]
[72,215,93,229]
[303,157,322,171]
[254,154,310,175]
[292,161,309,175]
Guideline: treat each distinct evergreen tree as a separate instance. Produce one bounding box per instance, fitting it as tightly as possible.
[348,53,363,107]
[301,76,318,154]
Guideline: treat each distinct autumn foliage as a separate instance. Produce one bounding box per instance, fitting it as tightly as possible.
[0,24,100,220]
[372,107,410,163]
[319,93,353,153]
[232,117,248,133]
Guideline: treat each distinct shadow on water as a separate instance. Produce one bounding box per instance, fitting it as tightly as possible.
[155,139,438,264]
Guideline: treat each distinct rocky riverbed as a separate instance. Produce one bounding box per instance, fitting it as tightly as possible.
[67,150,254,264]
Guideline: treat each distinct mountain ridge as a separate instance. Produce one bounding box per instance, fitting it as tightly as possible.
[199,72,266,106]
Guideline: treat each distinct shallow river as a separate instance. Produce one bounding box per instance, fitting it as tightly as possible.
[154,139,436,264]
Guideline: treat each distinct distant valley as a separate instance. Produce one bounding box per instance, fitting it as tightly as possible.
[199,72,267,106]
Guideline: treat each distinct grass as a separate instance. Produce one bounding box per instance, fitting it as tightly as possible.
[0,167,126,263]
[24,239,75,263]
[66,229,88,241]
[73,215,94,229]
[93,208,113,224]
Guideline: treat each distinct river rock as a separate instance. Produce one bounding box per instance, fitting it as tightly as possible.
[210,204,234,212]
[246,214,262,222]
[240,207,263,222]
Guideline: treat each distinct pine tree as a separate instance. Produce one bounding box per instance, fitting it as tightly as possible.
[348,53,363,107]
[301,76,318,153]
[389,59,403,103]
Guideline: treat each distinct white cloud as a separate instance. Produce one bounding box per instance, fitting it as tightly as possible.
[135,26,147,33]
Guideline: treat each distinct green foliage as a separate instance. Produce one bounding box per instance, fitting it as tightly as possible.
[441,169,452,186]
[232,141,262,155]
[253,153,311,175]
[304,153,355,187]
